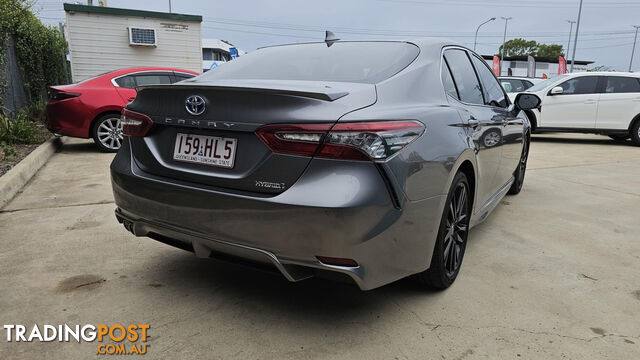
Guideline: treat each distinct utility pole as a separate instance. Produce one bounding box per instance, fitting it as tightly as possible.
[566,20,576,59]
[168,0,172,13]
[501,17,513,66]
[474,17,496,52]
[570,0,583,73]
[630,25,640,72]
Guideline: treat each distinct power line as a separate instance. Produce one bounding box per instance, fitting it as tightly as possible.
[201,17,636,40]
[377,0,640,8]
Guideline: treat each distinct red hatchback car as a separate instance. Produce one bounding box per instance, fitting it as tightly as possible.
[46,67,199,152]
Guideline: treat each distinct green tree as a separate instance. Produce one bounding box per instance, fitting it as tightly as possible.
[498,38,565,58]
[537,44,564,57]
[498,38,538,56]
[0,0,68,103]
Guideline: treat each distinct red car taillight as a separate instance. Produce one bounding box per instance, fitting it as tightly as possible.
[48,88,80,100]
[256,121,425,161]
[121,108,153,137]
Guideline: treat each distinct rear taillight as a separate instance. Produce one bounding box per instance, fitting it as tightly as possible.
[121,108,153,137]
[48,88,80,100]
[256,121,425,162]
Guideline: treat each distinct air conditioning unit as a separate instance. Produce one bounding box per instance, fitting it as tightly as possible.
[128,27,156,47]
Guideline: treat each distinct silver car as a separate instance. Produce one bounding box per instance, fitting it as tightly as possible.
[111,39,540,290]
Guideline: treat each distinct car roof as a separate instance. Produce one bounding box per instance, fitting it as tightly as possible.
[107,67,199,77]
[557,71,640,78]
[261,38,466,53]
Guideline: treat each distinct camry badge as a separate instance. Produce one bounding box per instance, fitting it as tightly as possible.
[185,95,206,116]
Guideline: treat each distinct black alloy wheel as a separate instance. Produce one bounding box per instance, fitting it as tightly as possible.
[417,171,471,289]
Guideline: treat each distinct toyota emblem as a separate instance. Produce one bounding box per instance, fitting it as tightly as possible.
[185,95,206,116]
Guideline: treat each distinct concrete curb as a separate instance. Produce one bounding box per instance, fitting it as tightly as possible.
[0,136,65,209]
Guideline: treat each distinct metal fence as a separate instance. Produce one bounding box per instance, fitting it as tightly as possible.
[1,35,29,115]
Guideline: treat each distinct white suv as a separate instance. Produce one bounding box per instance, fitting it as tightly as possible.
[511,72,640,145]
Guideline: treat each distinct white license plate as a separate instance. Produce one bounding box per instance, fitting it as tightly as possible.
[173,133,237,168]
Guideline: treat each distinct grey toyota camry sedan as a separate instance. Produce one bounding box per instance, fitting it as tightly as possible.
[111,38,541,290]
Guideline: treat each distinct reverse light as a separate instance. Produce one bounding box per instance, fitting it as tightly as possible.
[256,121,425,161]
[121,108,153,137]
[256,123,332,157]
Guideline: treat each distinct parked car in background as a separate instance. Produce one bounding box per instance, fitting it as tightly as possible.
[509,72,640,145]
[46,67,199,152]
[498,76,543,93]
[111,39,540,290]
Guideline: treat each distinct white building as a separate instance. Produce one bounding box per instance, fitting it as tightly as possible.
[482,55,594,78]
[202,38,245,72]
[63,3,202,82]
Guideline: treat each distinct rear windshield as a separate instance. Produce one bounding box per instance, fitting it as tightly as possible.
[198,41,420,84]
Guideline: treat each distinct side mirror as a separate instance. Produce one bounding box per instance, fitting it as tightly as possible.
[510,93,541,115]
[550,86,563,95]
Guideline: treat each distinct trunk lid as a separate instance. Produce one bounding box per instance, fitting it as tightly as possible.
[125,80,377,194]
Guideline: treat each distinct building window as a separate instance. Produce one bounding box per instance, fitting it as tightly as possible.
[203,48,230,61]
[202,48,213,60]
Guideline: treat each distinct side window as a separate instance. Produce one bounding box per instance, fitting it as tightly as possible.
[115,75,136,89]
[134,74,172,86]
[443,49,484,105]
[441,60,459,99]
[522,80,534,90]
[470,55,507,107]
[557,76,599,95]
[604,76,640,93]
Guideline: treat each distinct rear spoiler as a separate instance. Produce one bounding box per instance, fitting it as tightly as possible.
[137,79,350,102]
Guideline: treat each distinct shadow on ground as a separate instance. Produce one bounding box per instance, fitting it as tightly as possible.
[138,245,444,321]
[59,140,104,154]
[532,135,632,146]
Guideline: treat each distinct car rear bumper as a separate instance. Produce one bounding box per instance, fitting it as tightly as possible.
[45,100,92,138]
[110,141,445,290]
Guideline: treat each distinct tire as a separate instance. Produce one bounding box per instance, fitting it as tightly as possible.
[632,121,640,146]
[524,110,537,133]
[508,133,530,195]
[416,171,471,290]
[92,114,123,152]
[608,134,629,141]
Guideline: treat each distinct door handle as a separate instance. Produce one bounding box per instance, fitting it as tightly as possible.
[584,99,597,104]
[467,118,480,128]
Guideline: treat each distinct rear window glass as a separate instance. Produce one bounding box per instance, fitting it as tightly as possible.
[199,42,420,84]
[605,76,640,93]
[115,76,136,88]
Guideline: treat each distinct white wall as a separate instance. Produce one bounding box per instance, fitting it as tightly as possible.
[65,11,201,82]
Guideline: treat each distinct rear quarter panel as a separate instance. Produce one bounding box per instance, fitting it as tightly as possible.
[340,54,472,202]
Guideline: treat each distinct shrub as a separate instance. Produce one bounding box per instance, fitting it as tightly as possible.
[0,0,69,105]
[1,140,18,161]
[0,111,41,144]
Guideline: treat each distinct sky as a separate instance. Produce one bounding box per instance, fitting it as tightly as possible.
[34,0,640,71]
